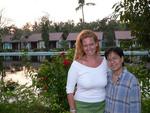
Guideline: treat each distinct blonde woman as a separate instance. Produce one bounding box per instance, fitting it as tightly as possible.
[66,30,108,113]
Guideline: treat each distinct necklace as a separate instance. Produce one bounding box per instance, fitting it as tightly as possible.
[112,70,123,84]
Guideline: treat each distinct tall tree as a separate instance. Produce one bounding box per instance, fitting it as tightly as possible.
[22,23,32,37]
[76,0,95,23]
[32,22,41,33]
[113,0,150,49]
[41,16,50,50]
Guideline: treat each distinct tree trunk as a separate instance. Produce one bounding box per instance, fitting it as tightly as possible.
[81,6,85,23]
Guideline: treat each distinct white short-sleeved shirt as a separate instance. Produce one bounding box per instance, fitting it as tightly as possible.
[66,57,108,103]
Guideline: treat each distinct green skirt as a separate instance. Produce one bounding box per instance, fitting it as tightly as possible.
[75,100,105,113]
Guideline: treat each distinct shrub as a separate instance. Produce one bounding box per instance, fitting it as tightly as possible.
[127,64,150,113]
[36,49,74,113]
[0,83,51,113]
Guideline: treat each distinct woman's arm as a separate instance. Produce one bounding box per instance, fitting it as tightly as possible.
[67,93,76,113]
[66,62,78,113]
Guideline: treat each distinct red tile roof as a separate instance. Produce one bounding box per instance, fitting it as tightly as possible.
[115,31,134,40]
[66,32,103,41]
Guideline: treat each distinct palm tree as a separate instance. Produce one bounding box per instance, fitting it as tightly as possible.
[75,0,95,23]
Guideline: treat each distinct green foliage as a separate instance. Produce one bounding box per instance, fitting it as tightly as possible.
[36,49,74,112]
[127,64,150,113]
[12,28,23,40]
[41,16,50,50]
[120,40,133,50]
[142,98,150,113]
[127,64,150,98]
[0,81,51,113]
[59,40,69,50]
[113,0,150,49]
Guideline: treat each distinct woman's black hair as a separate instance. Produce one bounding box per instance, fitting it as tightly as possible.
[104,47,124,66]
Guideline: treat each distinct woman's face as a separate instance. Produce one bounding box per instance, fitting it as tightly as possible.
[107,52,123,72]
[82,37,98,56]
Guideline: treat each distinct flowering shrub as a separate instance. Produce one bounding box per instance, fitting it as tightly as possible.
[36,49,74,113]
[63,59,71,66]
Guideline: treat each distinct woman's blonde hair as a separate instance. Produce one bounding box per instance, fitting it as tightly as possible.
[74,29,100,60]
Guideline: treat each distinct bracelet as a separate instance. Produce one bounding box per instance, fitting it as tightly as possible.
[70,109,76,113]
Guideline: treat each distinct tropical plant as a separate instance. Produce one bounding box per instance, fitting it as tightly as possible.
[76,0,95,23]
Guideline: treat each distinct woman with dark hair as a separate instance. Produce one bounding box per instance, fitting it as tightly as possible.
[66,30,108,113]
[104,47,141,113]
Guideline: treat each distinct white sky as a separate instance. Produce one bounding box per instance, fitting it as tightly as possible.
[0,0,120,28]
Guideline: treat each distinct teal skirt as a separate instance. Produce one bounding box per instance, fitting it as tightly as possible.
[75,100,105,113]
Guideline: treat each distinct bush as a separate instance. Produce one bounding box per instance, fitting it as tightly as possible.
[36,49,74,113]
[0,49,73,113]
[142,98,150,113]
[0,83,51,113]
[127,64,150,113]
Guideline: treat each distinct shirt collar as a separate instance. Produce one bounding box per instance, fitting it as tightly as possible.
[108,67,127,85]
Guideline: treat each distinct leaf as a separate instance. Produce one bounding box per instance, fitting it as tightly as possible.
[86,3,95,6]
